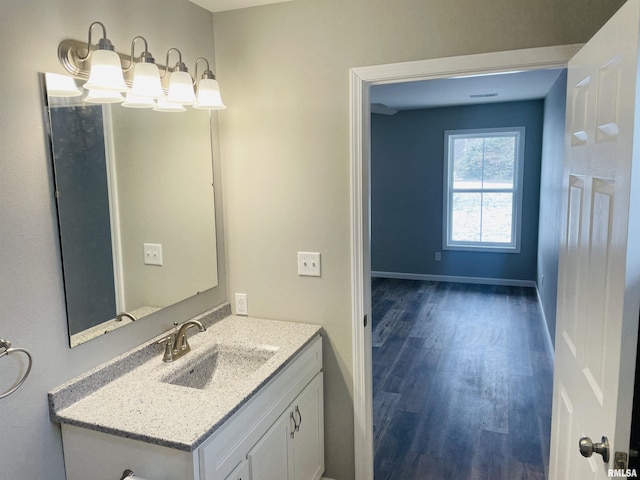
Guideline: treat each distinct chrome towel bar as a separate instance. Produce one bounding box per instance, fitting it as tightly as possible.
[0,338,32,399]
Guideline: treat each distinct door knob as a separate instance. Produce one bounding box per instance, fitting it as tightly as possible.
[579,436,610,463]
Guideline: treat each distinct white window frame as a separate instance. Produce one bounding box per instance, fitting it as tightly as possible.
[443,126,525,253]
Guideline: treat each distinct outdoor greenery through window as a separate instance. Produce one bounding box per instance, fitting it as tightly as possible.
[444,127,524,252]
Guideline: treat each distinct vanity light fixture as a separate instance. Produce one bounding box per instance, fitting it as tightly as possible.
[164,48,197,105]
[122,36,164,108]
[57,21,226,112]
[127,37,164,99]
[193,57,227,110]
[122,94,157,108]
[44,72,83,97]
[85,89,125,104]
[80,22,129,93]
[153,98,187,113]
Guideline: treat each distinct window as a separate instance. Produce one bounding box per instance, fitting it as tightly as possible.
[443,127,525,252]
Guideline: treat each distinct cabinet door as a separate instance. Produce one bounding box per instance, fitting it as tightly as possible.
[247,409,294,480]
[225,460,249,480]
[291,373,324,480]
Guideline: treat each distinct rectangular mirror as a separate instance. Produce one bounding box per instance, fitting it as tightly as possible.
[44,72,219,347]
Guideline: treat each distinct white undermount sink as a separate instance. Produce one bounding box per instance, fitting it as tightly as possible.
[160,344,277,390]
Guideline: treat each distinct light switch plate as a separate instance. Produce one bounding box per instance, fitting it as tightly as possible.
[298,252,321,277]
[143,243,163,266]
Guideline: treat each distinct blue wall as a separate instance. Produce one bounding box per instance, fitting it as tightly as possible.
[371,100,544,282]
[537,71,567,346]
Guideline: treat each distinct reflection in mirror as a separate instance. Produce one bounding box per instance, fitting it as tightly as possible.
[44,73,219,347]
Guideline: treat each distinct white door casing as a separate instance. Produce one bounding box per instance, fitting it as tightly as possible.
[549,1,640,478]
[349,44,582,480]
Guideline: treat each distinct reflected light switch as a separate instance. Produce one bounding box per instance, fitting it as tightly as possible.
[144,243,163,266]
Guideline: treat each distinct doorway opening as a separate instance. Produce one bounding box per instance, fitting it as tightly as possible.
[369,67,563,479]
[348,45,582,480]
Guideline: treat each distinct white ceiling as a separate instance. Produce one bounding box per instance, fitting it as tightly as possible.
[370,69,564,112]
[188,0,293,13]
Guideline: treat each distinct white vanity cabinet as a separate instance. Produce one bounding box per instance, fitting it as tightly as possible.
[59,335,323,480]
[200,337,323,480]
[248,372,324,480]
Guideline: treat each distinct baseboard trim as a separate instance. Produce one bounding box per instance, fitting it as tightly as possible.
[535,285,555,361]
[371,271,537,288]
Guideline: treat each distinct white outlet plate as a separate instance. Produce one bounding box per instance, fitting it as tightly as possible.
[235,293,248,316]
[144,243,163,266]
[435,251,442,261]
[298,252,321,277]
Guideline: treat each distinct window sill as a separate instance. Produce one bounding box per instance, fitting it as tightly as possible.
[443,244,521,254]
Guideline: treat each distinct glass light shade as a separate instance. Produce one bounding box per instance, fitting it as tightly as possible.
[130,62,165,99]
[85,89,125,104]
[83,49,128,92]
[153,98,186,112]
[166,71,196,105]
[193,78,227,110]
[45,73,82,97]
[122,93,156,108]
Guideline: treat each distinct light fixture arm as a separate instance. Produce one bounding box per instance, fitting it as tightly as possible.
[161,47,189,78]
[125,36,154,72]
[194,57,215,82]
[77,21,113,61]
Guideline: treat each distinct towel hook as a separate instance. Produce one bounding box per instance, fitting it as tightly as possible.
[0,338,33,399]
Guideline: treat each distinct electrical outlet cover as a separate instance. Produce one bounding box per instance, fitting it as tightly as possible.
[235,293,248,316]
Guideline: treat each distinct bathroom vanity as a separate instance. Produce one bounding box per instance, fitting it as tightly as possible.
[49,304,324,480]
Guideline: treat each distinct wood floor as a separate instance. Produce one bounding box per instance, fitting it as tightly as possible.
[372,278,554,480]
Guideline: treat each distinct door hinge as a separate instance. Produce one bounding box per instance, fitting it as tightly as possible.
[615,451,628,470]
[364,314,368,327]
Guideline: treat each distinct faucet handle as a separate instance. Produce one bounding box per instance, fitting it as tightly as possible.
[178,334,189,351]
[157,335,174,362]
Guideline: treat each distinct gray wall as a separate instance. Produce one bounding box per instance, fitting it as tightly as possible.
[212,1,623,478]
[537,70,568,346]
[371,101,544,282]
[0,0,624,479]
[0,2,226,479]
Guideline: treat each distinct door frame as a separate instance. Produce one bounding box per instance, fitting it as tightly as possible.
[349,44,583,479]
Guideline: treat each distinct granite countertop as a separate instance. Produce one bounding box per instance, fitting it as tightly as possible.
[49,304,322,452]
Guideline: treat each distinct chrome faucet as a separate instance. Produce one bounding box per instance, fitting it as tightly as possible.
[157,320,206,362]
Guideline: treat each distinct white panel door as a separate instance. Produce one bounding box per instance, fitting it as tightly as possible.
[247,407,293,480]
[549,1,640,478]
[291,373,325,480]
